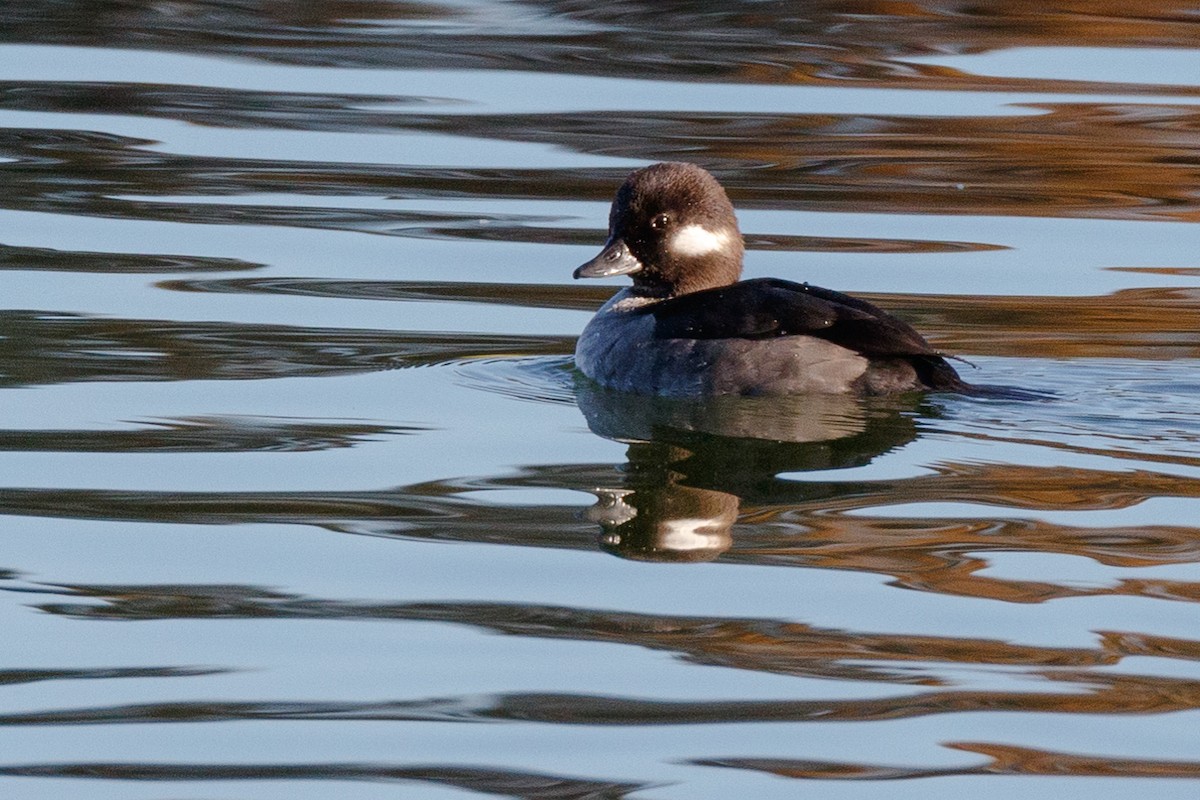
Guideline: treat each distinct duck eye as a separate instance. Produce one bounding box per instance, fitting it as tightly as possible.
[651,213,670,230]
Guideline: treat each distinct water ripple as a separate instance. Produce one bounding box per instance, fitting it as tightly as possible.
[0,417,423,453]
[0,760,648,797]
[0,311,572,387]
[696,743,1200,780]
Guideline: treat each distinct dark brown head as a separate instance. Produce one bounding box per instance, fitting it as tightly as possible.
[574,162,745,297]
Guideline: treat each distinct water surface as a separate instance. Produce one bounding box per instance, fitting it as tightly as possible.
[3,3,1200,798]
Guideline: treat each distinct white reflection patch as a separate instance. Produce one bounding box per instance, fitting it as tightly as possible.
[671,224,731,257]
[660,518,726,550]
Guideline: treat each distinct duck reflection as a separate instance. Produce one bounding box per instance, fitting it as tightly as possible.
[575,381,923,562]
[587,453,740,563]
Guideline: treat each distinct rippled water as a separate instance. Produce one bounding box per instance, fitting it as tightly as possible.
[4,3,1200,798]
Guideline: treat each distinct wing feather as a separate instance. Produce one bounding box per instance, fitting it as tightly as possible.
[650,278,939,357]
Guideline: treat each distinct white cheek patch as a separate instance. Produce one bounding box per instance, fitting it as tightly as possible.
[670,224,731,257]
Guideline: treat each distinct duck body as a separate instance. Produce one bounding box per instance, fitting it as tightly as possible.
[576,280,964,396]
[573,162,967,397]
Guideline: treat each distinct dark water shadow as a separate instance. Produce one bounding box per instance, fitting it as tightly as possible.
[0,311,572,388]
[0,760,648,798]
[4,609,1200,726]
[2,457,1199,607]
[10,578,1200,729]
[0,417,422,453]
[0,666,224,687]
[2,380,1200,605]
[13,105,1200,231]
[0,243,262,274]
[20,580,1199,682]
[7,676,1200,727]
[4,1,1200,97]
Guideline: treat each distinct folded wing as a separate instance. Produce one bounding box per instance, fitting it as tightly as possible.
[650,277,940,357]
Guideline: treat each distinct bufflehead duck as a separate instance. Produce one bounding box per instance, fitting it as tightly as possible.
[573,162,968,396]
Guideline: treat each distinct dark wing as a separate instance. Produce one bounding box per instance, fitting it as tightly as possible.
[650,277,940,357]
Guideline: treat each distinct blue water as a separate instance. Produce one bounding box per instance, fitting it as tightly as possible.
[4,3,1200,798]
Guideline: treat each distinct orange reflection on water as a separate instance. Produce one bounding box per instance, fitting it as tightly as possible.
[699,739,1200,781]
